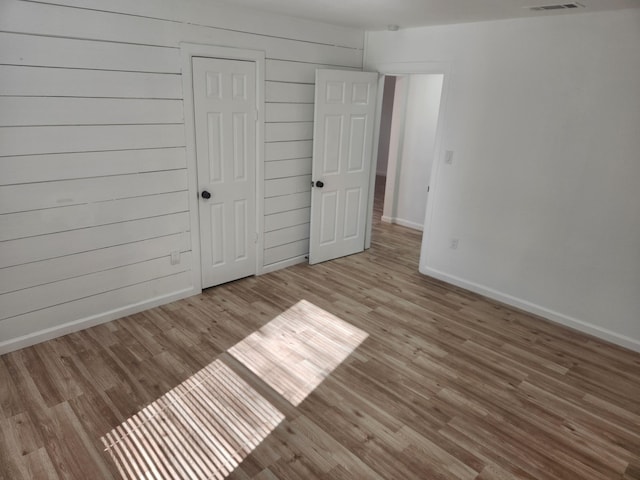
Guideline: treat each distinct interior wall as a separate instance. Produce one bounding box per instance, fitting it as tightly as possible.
[365,9,640,351]
[0,0,363,353]
[376,76,396,176]
[393,74,443,230]
[382,76,408,224]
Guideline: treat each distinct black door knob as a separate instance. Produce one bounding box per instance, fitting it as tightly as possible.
[315,180,324,188]
[201,190,211,199]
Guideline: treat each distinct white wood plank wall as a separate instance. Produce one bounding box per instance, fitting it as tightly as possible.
[0,0,363,352]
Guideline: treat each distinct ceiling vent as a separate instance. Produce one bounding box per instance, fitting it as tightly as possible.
[527,2,585,11]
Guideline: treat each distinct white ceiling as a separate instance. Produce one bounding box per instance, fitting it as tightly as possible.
[217,0,640,30]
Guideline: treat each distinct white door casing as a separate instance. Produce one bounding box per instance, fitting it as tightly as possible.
[192,57,257,288]
[309,69,378,265]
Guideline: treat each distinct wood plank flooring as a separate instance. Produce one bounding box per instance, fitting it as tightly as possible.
[1,175,639,479]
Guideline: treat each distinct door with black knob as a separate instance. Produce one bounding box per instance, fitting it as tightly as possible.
[192,56,257,288]
[309,69,378,264]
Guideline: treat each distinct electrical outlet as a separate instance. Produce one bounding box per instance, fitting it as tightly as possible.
[449,238,459,250]
[170,250,181,265]
[444,150,454,165]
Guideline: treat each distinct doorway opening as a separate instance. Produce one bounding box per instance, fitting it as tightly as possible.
[372,73,445,237]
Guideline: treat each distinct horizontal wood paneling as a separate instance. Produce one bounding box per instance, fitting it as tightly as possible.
[266,82,315,103]
[265,140,313,161]
[0,233,190,295]
[265,122,313,142]
[0,212,191,269]
[0,125,186,156]
[265,158,312,180]
[0,148,186,185]
[264,208,311,232]
[268,60,360,83]
[0,66,182,98]
[0,191,189,241]
[266,60,318,84]
[1,0,362,67]
[266,60,359,83]
[21,0,364,49]
[265,175,311,198]
[0,271,192,342]
[0,253,192,320]
[0,170,188,214]
[0,32,179,72]
[0,97,184,126]
[266,104,314,123]
[264,223,310,249]
[264,192,311,215]
[264,238,310,265]
[0,0,364,350]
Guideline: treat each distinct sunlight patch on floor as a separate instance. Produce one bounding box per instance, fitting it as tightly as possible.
[228,299,369,406]
[102,360,284,480]
[101,300,367,478]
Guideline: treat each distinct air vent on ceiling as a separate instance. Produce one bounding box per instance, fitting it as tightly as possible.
[528,2,585,11]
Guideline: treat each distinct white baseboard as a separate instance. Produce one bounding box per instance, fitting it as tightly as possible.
[261,254,307,274]
[0,286,200,355]
[420,266,640,353]
[393,218,424,231]
[381,215,424,231]
[1,252,307,355]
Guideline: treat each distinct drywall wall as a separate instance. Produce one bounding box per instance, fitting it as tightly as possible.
[393,74,443,230]
[376,76,396,176]
[0,0,363,353]
[365,9,640,351]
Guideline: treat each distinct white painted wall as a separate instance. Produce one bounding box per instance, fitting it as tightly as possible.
[376,76,396,176]
[382,76,408,225]
[365,9,640,351]
[0,0,363,353]
[394,74,443,231]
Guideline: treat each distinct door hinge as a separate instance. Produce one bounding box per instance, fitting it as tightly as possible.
[253,110,259,122]
[427,185,430,192]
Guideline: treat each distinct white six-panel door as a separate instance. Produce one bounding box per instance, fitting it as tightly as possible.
[309,69,378,265]
[192,57,257,288]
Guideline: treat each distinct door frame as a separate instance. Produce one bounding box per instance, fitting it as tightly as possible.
[365,61,450,256]
[181,43,266,292]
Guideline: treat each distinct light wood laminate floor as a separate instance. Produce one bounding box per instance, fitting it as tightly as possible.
[1,176,639,479]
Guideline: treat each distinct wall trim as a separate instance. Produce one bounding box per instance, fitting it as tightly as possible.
[262,255,307,274]
[180,43,267,287]
[420,266,640,353]
[381,216,424,231]
[0,286,199,355]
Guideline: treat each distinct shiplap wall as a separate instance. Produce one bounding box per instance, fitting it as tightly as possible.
[0,0,363,352]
